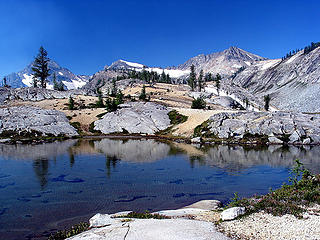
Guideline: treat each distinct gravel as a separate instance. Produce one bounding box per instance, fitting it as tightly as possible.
[218,205,320,240]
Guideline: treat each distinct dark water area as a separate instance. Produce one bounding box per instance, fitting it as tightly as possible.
[0,138,320,240]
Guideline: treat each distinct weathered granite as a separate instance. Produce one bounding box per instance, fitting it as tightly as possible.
[94,102,171,134]
[200,111,320,145]
[0,106,78,137]
[221,207,246,221]
[68,218,229,240]
[0,87,94,105]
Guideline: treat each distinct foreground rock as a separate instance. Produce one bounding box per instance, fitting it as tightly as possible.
[94,102,171,134]
[221,207,246,221]
[69,218,229,240]
[197,111,320,145]
[0,106,78,137]
[68,200,229,240]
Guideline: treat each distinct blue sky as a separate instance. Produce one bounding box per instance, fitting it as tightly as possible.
[0,0,319,76]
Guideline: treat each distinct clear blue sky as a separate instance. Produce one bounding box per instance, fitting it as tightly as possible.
[0,0,319,76]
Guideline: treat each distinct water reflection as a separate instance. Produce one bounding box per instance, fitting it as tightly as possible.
[32,158,49,189]
[0,139,319,190]
[1,138,320,240]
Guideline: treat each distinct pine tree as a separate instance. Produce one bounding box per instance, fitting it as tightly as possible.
[53,73,58,90]
[160,70,167,83]
[3,77,9,87]
[116,90,124,105]
[139,85,147,100]
[110,79,117,97]
[31,46,50,88]
[198,69,204,92]
[166,74,171,84]
[205,73,212,82]
[188,65,196,91]
[215,73,221,93]
[68,96,75,110]
[264,94,271,111]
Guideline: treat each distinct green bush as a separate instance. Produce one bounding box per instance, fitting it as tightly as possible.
[48,222,89,240]
[168,110,188,125]
[119,211,170,219]
[191,98,206,109]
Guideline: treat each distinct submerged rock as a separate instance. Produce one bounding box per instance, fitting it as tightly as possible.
[0,106,78,137]
[94,102,171,134]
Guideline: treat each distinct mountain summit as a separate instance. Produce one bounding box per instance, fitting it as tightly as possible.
[177,46,266,76]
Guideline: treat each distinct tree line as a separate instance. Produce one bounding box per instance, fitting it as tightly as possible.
[109,68,172,84]
[187,64,221,92]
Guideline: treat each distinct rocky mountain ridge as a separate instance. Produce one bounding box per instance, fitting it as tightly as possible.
[232,46,320,112]
[177,46,266,76]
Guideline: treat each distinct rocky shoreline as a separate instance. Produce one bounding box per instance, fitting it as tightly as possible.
[56,200,320,240]
[2,103,320,146]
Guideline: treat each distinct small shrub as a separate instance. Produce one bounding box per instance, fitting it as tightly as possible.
[120,211,170,219]
[191,98,206,109]
[96,112,107,118]
[168,110,188,125]
[89,122,101,134]
[48,222,89,240]
[70,122,81,133]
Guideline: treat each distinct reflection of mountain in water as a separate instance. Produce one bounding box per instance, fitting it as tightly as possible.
[94,139,171,163]
[0,139,78,160]
[0,139,319,175]
[200,145,320,173]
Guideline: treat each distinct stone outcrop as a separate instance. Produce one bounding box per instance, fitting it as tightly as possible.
[197,111,320,145]
[0,106,78,137]
[221,207,246,221]
[0,87,93,105]
[94,102,171,134]
[67,200,230,240]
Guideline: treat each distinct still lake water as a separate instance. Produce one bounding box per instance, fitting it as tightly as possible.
[0,138,320,239]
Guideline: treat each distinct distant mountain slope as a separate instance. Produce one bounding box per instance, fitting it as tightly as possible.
[232,46,320,112]
[108,59,190,78]
[5,60,90,90]
[177,46,266,77]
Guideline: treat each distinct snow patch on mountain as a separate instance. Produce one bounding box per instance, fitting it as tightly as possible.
[22,74,33,87]
[146,67,190,78]
[119,60,144,69]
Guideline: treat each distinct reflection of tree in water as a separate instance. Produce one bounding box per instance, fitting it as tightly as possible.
[32,158,49,189]
[189,155,205,168]
[105,155,121,177]
[69,150,75,168]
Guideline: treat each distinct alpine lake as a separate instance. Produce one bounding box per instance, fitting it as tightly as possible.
[1,138,320,239]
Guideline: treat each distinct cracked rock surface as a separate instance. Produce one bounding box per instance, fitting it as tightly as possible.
[94,102,171,135]
[202,111,320,144]
[68,218,229,240]
[0,106,78,137]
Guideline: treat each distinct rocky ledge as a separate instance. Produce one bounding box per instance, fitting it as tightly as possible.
[94,102,171,134]
[67,200,229,240]
[195,111,320,145]
[0,87,93,105]
[0,106,78,138]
